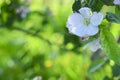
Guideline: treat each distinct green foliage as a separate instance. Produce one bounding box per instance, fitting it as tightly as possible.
[0,0,21,26]
[0,0,120,80]
[100,28,120,65]
[90,0,104,12]
[112,64,120,77]
[88,58,107,73]
[115,6,120,19]
[106,12,120,23]
[101,0,114,6]
[106,6,120,24]
[72,0,81,12]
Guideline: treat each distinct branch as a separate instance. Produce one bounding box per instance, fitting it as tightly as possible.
[0,26,52,45]
[12,27,52,45]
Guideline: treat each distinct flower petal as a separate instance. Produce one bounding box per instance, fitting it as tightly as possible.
[113,0,120,5]
[83,38,101,52]
[67,13,84,28]
[90,12,104,26]
[79,7,91,18]
[90,43,101,52]
[66,13,85,37]
[67,23,87,37]
[86,25,99,36]
[70,25,86,37]
[90,38,101,52]
[72,25,98,37]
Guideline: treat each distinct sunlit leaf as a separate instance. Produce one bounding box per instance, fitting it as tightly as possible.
[115,6,120,19]
[100,28,120,65]
[88,58,107,73]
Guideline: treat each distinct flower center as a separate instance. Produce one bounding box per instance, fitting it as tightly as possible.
[84,18,90,26]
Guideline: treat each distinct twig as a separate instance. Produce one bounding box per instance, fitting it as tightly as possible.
[12,27,52,45]
[0,25,52,45]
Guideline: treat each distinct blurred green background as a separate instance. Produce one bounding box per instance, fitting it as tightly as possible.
[0,0,120,80]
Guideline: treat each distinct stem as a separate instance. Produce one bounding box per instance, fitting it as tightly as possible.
[0,26,52,45]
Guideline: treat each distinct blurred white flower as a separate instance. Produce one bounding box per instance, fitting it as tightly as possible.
[83,38,101,52]
[113,0,120,5]
[66,7,103,37]
[16,6,30,18]
[23,0,31,3]
[33,76,42,80]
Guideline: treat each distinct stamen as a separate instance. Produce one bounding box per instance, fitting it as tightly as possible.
[84,18,90,26]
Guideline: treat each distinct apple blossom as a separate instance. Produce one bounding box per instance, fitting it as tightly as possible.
[66,7,103,37]
[113,0,120,5]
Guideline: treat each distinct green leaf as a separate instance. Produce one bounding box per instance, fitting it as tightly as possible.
[90,0,104,12]
[88,58,107,73]
[101,0,114,6]
[115,6,120,19]
[64,32,82,50]
[112,64,120,76]
[72,0,81,12]
[106,12,120,23]
[100,28,120,65]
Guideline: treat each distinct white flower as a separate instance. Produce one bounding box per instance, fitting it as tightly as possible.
[33,76,42,80]
[16,6,30,18]
[23,0,31,3]
[113,0,120,5]
[66,7,103,37]
[83,38,101,52]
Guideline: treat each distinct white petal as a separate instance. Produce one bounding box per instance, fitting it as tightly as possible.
[83,38,101,52]
[90,38,101,52]
[72,25,98,37]
[79,7,91,18]
[75,25,93,37]
[90,44,101,52]
[86,25,99,36]
[67,13,84,28]
[66,13,85,37]
[113,0,120,5]
[66,22,73,33]
[70,25,86,37]
[21,13,27,18]
[90,12,104,26]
